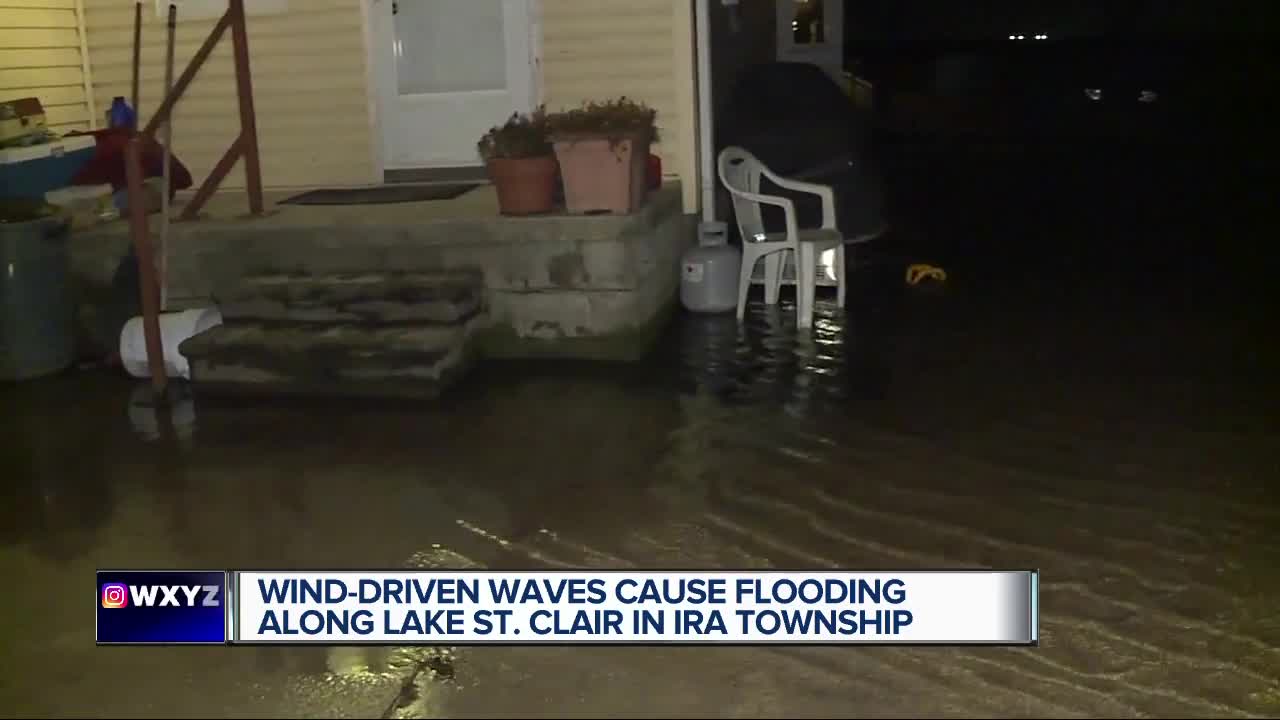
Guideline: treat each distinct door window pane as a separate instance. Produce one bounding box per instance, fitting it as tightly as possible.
[395,0,507,95]
[791,0,826,44]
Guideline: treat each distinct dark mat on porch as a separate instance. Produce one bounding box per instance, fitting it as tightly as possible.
[279,184,476,206]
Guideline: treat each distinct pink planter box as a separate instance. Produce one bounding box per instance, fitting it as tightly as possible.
[552,135,650,215]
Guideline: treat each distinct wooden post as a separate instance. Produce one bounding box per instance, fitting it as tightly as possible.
[160,2,176,310]
[228,0,264,215]
[131,1,141,129]
[125,137,169,398]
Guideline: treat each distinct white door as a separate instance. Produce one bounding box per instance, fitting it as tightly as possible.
[372,0,534,169]
[776,0,844,82]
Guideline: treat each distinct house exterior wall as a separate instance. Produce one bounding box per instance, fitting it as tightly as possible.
[81,0,376,189]
[540,0,699,213]
[76,0,699,211]
[1,0,94,132]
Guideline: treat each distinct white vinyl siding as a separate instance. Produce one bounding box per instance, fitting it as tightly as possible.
[82,0,376,189]
[540,0,698,212]
[0,0,94,132]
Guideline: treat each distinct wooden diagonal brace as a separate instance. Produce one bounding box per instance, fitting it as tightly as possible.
[180,134,244,221]
[142,10,231,139]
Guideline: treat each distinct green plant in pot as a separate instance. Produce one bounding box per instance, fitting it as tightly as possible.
[546,97,659,215]
[477,107,558,216]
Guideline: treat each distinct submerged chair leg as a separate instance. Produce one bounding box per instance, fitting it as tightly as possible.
[836,244,847,308]
[736,252,756,321]
[797,245,817,329]
[763,252,783,305]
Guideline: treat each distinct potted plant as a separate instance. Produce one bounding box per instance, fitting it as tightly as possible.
[477,107,558,216]
[547,97,659,215]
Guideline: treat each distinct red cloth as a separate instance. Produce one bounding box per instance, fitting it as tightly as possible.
[66,128,193,196]
[646,153,662,190]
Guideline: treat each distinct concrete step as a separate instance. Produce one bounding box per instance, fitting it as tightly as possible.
[215,269,484,326]
[179,319,483,400]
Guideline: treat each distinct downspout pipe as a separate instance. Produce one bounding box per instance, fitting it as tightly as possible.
[695,0,716,224]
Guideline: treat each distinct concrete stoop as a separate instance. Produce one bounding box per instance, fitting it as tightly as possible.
[68,184,697,392]
[178,269,486,400]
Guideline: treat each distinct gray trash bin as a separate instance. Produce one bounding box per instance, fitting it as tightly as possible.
[1,200,75,381]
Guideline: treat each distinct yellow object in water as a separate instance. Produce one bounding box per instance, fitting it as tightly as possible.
[906,264,947,286]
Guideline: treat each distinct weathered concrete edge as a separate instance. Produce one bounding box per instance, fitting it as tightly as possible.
[476,292,680,363]
[71,185,682,253]
[65,187,695,364]
[90,186,683,299]
[479,212,697,361]
[186,314,490,400]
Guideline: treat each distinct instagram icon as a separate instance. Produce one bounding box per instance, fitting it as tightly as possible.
[101,583,128,609]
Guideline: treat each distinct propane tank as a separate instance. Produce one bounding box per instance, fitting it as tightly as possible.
[681,221,742,314]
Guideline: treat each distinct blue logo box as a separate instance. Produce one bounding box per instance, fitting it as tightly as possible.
[96,570,228,645]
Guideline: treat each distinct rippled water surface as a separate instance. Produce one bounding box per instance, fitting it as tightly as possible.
[3,145,1279,717]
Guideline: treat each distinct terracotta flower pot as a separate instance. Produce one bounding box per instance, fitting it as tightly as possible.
[486,155,559,216]
[552,134,650,215]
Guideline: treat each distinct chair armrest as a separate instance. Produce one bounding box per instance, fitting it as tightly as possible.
[759,167,838,230]
[729,189,799,242]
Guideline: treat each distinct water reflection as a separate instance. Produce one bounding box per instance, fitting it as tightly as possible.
[127,383,198,447]
[2,294,888,567]
[1,375,120,564]
[674,295,896,416]
[1,283,1277,717]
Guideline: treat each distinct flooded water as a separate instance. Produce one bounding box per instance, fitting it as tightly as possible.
[3,145,1279,717]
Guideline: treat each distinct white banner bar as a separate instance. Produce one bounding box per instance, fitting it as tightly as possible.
[232,570,1037,645]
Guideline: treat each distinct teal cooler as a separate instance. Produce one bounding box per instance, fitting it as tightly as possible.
[0,135,98,200]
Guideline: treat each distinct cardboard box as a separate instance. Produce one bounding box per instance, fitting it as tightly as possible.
[0,97,48,146]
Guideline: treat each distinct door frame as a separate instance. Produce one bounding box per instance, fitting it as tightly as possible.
[363,0,542,180]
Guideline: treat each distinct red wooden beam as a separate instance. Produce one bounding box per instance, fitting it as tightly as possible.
[228,0,264,215]
[125,137,169,396]
[131,1,141,129]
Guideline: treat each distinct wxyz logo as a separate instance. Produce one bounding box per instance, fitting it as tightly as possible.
[100,584,221,608]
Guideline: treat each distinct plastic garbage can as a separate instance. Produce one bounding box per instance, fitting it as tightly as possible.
[0,200,75,381]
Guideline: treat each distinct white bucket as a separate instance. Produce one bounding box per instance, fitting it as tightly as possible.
[119,307,222,380]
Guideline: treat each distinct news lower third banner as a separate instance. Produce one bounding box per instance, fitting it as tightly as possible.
[98,570,1038,646]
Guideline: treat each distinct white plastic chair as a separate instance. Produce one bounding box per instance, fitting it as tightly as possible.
[717,146,846,329]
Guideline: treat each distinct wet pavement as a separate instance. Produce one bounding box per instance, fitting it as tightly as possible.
[3,143,1280,718]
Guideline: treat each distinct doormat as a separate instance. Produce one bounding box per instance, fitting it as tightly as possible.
[279,184,477,206]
